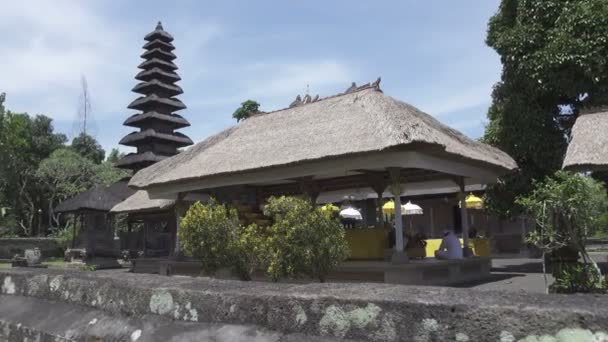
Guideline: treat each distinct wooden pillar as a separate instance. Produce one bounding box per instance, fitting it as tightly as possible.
[429,207,435,238]
[126,220,132,250]
[454,177,471,257]
[366,172,388,228]
[388,168,408,263]
[173,193,187,259]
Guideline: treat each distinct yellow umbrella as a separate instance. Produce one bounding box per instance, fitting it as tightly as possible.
[382,200,396,214]
[464,193,484,210]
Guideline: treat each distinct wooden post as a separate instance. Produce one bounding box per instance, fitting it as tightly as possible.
[173,193,187,259]
[453,177,471,257]
[366,172,388,228]
[388,167,408,263]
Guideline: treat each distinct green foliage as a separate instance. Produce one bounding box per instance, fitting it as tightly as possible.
[93,159,130,186]
[520,171,608,292]
[37,148,97,201]
[53,221,79,250]
[0,94,67,235]
[232,100,260,122]
[483,0,608,218]
[179,200,241,276]
[519,171,608,253]
[263,196,349,282]
[71,133,105,164]
[106,148,124,164]
[550,262,606,294]
[231,223,267,281]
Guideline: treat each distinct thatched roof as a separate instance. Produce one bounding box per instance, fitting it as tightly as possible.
[55,180,135,213]
[144,22,174,42]
[119,129,193,147]
[124,111,190,128]
[110,190,175,213]
[563,110,608,172]
[130,85,517,189]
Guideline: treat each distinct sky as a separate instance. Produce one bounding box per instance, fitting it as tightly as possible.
[0,1,503,154]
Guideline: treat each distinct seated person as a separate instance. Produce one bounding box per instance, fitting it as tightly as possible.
[434,230,463,260]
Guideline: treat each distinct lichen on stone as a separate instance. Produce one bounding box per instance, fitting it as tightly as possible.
[1,276,16,295]
[49,276,62,292]
[130,329,142,341]
[349,304,381,329]
[149,290,174,315]
[455,332,470,341]
[294,304,307,326]
[500,330,515,342]
[319,305,350,338]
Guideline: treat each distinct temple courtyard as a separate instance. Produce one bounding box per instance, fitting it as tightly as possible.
[4,253,606,294]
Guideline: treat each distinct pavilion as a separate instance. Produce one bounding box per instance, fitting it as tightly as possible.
[54,180,134,267]
[563,108,608,175]
[126,79,517,268]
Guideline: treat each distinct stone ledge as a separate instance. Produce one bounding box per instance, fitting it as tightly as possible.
[1,268,608,341]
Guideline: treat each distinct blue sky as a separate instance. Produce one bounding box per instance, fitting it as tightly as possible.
[0,1,502,154]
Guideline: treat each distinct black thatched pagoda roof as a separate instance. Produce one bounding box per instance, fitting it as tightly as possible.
[123,112,190,129]
[116,22,193,172]
[55,180,135,213]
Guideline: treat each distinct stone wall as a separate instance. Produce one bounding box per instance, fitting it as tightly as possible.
[0,238,63,259]
[1,268,607,341]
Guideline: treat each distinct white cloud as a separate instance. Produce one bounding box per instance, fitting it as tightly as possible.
[417,83,494,117]
[186,59,355,112]
[0,1,221,126]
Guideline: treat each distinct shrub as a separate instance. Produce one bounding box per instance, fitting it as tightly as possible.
[52,221,79,250]
[179,200,239,276]
[550,262,606,294]
[263,196,350,282]
[179,200,264,280]
[231,223,266,281]
[518,171,608,292]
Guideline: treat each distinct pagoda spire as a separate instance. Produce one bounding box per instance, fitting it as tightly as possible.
[116,22,193,172]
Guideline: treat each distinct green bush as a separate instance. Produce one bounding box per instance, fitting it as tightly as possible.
[550,262,606,294]
[519,171,608,292]
[179,200,240,277]
[52,222,79,250]
[231,223,266,281]
[263,196,350,282]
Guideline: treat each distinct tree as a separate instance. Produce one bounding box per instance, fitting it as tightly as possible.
[93,160,130,186]
[106,148,124,164]
[36,149,97,227]
[483,0,608,217]
[518,171,608,293]
[71,133,105,164]
[232,100,260,122]
[0,94,67,235]
[263,196,350,282]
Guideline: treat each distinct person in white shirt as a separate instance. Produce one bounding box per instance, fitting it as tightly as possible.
[434,230,463,260]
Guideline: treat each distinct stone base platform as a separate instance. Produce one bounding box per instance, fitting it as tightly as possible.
[1,268,608,341]
[335,257,492,286]
[136,257,491,286]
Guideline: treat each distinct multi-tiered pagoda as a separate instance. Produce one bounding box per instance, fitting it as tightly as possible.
[116,22,193,172]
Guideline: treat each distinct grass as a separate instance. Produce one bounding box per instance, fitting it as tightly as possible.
[42,257,66,267]
[0,257,67,269]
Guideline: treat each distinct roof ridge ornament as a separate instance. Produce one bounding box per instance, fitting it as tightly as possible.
[289,95,302,108]
[156,21,164,31]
